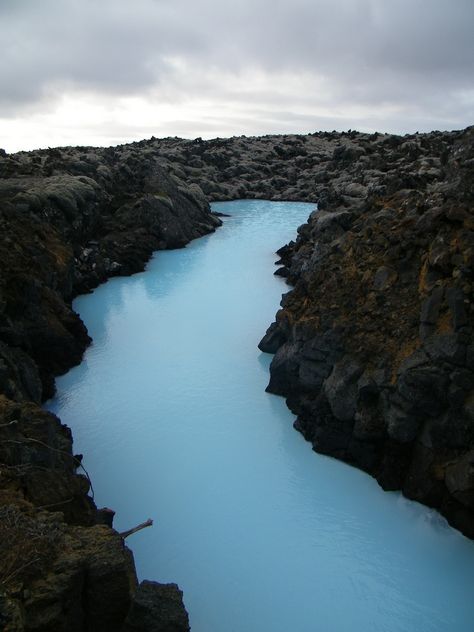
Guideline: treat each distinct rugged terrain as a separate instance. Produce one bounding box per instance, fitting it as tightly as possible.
[1,125,473,629]
[257,127,474,537]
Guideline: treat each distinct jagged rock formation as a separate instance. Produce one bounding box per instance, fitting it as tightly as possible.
[1,125,473,628]
[258,127,474,537]
[0,144,219,630]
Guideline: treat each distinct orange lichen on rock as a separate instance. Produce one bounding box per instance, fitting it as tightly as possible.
[418,259,430,294]
[435,310,453,334]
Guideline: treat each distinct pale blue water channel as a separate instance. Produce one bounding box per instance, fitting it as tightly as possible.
[47,200,474,632]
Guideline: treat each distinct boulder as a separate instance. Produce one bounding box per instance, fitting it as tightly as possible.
[122,581,190,632]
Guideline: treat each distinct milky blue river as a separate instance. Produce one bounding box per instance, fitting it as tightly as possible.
[47,200,474,632]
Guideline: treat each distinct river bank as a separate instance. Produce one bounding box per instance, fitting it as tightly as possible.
[0,146,220,630]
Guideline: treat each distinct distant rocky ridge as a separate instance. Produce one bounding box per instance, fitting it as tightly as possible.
[1,125,473,629]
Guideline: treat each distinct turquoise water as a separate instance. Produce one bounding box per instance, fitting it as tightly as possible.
[47,200,474,632]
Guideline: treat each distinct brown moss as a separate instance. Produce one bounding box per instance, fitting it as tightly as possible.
[463,217,474,231]
[390,338,421,384]
[432,461,447,481]
[418,258,430,294]
[0,505,62,590]
[435,310,453,334]
[449,234,460,253]
[41,229,73,270]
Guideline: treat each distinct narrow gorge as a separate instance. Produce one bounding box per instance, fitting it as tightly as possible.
[1,126,473,630]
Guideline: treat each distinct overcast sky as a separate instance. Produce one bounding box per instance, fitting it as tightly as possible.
[1,0,473,152]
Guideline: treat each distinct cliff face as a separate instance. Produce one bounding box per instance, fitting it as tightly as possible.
[258,127,474,537]
[0,144,220,631]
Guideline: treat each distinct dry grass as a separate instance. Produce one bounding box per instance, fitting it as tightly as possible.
[0,506,62,590]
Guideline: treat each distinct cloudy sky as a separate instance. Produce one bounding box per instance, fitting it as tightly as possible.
[1,0,473,152]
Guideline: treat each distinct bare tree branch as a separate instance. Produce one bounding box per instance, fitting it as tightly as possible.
[119,519,153,539]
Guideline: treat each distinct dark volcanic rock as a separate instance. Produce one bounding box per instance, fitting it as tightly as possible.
[123,581,190,632]
[0,145,217,630]
[258,321,287,353]
[0,150,221,397]
[259,125,474,537]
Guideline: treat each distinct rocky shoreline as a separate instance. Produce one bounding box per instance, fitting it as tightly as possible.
[258,126,474,538]
[0,144,221,631]
[1,125,473,629]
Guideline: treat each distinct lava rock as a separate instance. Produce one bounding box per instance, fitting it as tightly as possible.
[122,581,190,632]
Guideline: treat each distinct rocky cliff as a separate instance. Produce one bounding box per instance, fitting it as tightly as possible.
[258,127,474,537]
[0,143,221,631]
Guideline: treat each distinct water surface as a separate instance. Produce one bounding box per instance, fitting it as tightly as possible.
[48,200,474,632]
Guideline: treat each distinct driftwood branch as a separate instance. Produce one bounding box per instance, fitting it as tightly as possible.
[119,519,153,539]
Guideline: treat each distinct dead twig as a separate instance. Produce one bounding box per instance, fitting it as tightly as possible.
[119,519,153,539]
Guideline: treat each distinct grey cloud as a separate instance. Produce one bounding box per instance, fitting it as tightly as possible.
[0,0,472,134]
[0,0,204,107]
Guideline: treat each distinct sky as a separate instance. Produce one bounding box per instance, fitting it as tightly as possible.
[0,0,473,153]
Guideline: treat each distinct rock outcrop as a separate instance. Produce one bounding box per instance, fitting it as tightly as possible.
[258,126,474,537]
